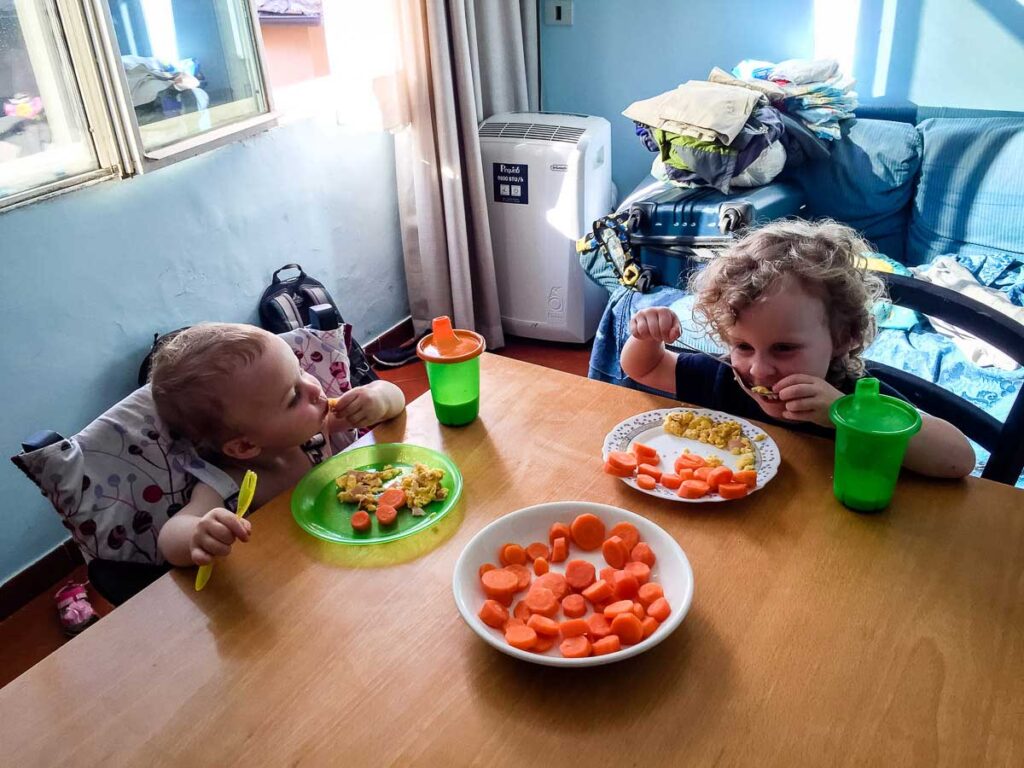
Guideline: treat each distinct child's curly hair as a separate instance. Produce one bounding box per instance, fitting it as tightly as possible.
[688,219,886,382]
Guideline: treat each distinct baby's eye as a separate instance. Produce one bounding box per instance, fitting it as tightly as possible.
[773,344,801,353]
[733,343,753,353]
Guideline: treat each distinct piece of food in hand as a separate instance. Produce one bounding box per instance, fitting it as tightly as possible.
[750,385,779,401]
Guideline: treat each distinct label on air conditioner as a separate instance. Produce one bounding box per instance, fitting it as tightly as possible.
[493,163,529,205]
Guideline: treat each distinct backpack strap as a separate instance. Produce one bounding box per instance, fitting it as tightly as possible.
[299,284,333,314]
[266,294,304,332]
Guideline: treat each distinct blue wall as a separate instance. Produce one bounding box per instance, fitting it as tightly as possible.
[540,0,1024,195]
[0,119,408,583]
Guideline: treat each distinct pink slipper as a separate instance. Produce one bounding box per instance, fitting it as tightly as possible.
[54,582,98,636]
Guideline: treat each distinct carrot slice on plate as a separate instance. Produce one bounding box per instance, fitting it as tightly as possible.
[602,536,630,569]
[350,510,371,532]
[548,522,571,545]
[565,559,596,591]
[606,451,638,474]
[570,513,606,551]
[637,463,662,482]
[607,522,640,552]
[504,563,532,592]
[660,473,683,490]
[377,488,406,509]
[526,614,561,637]
[505,623,537,650]
[478,599,509,629]
[561,593,586,618]
[592,635,622,656]
[603,461,634,478]
[534,572,570,601]
[706,466,734,491]
[525,542,550,561]
[480,568,518,604]
[624,561,651,585]
[630,442,659,463]
[717,481,749,500]
[733,470,758,488]
[499,543,527,566]
[647,597,672,622]
[533,557,549,576]
[678,479,711,499]
[637,582,664,608]
[636,474,657,490]
[675,452,707,471]
[560,617,589,638]
[549,536,568,563]
[375,503,398,526]
[559,635,592,658]
[610,613,644,645]
[630,542,656,567]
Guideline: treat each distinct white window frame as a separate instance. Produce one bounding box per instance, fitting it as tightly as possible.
[0,0,277,213]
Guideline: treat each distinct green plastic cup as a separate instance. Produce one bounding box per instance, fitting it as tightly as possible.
[829,378,922,512]
[416,316,486,426]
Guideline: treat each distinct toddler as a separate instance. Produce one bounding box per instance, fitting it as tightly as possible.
[621,220,975,478]
[150,323,406,567]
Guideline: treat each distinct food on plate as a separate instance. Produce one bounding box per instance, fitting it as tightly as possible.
[335,466,402,510]
[400,463,449,509]
[474,513,672,658]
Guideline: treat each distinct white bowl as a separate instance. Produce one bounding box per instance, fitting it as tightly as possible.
[452,501,694,667]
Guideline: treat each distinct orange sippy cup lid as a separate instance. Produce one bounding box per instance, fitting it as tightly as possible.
[416,316,485,364]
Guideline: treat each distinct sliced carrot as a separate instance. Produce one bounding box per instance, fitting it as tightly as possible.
[532,634,557,653]
[647,597,672,622]
[377,488,406,509]
[603,599,635,619]
[592,635,622,656]
[499,543,527,567]
[560,617,590,638]
[560,635,592,658]
[504,563,532,592]
[548,522,572,545]
[637,582,664,609]
[706,466,734,491]
[630,542,656,567]
[612,570,640,600]
[481,568,518,605]
[678,479,711,499]
[599,567,617,583]
[604,460,635,478]
[351,510,371,532]
[733,469,758,488]
[570,513,606,551]
[624,561,651,585]
[478,562,496,580]
[525,542,550,562]
[602,535,630,569]
[505,623,537,650]
[608,522,640,552]
[526,614,561,637]
[694,466,714,482]
[611,613,644,645]
[636,474,657,491]
[561,593,586,619]
[675,452,707,471]
[581,579,613,605]
[637,463,662,482]
[478,599,509,629]
[512,601,531,622]
[606,451,638,475]
[660,473,683,490]
[533,557,549,576]
[630,442,659,463]
[505,618,525,629]
[534,572,570,601]
[641,616,660,639]
[375,503,398,526]
[717,481,749,500]
[631,602,646,620]
[676,468,695,482]
[564,559,596,591]
[549,536,568,563]
[586,613,612,640]
[523,586,559,618]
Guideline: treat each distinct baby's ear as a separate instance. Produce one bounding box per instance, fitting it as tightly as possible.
[221,437,261,460]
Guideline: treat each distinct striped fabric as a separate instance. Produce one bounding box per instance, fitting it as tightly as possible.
[908,118,1024,266]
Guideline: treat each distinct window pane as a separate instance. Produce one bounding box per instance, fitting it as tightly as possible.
[109,0,268,152]
[0,0,100,203]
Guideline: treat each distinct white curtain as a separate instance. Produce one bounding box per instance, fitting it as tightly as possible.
[382,0,539,348]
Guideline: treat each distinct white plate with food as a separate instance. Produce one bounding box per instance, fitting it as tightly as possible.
[602,408,780,503]
[452,501,694,667]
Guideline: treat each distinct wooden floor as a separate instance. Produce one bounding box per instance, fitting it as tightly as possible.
[0,336,591,689]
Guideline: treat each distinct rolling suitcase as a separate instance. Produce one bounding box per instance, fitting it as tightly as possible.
[620,176,806,286]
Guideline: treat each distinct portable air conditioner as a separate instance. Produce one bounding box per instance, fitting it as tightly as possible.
[480,112,612,343]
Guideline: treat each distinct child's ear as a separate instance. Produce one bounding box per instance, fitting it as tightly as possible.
[221,437,261,460]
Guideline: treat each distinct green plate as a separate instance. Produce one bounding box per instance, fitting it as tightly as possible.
[291,443,463,545]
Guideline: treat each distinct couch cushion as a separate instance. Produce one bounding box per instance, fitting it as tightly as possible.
[785,118,922,261]
[908,118,1024,266]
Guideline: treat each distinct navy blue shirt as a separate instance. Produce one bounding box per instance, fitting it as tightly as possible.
[674,353,907,439]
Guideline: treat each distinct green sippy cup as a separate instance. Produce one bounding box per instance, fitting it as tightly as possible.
[829,378,922,512]
[416,316,486,426]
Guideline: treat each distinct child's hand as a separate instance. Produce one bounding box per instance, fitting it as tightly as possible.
[330,386,391,429]
[774,374,844,428]
[190,508,251,566]
[630,307,681,344]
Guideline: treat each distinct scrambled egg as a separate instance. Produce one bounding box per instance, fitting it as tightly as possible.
[399,463,448,511]
[664,410,758,471]
[335,466,402,511]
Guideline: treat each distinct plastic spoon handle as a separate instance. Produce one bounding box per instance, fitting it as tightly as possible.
[194,471,258,591]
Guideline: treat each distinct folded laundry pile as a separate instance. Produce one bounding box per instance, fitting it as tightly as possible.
[623,58,855,194]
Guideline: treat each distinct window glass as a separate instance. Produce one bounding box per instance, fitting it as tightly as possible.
[0,0,100,203]
[108,0,268,152]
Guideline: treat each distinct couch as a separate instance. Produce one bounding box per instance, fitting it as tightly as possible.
[583,106,1024,482]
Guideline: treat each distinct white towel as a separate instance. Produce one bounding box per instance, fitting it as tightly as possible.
[623,80,763,145]
[911,256,1024,371]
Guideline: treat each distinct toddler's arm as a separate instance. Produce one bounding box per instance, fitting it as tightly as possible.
[620,307,682,395]
[157,482,252,567]
[329,380,406,431]
[902,414,975,478]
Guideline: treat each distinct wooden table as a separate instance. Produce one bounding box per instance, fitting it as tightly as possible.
[2,354,1022,767]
